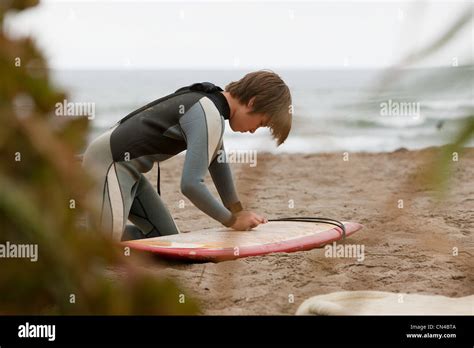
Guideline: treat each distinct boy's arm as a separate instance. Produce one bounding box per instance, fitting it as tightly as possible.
[179,98,236,227]
[209,145,243,214]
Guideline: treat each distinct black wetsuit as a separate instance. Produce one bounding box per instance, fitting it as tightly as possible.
[82,83,242,241]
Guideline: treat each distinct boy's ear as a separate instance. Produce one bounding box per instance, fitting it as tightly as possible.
[247,96,256,110]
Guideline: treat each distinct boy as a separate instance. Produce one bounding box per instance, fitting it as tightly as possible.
[82,70,292,241]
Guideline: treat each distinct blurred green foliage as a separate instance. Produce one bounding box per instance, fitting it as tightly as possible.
[427,115,474,195]
[376,5,473,195]
[416,8,473,195]
[0,0,198,315]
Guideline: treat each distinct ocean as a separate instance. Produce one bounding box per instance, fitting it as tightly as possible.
[51,67,474,154]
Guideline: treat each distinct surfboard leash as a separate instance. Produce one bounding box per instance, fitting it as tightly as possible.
[268,217,346,240]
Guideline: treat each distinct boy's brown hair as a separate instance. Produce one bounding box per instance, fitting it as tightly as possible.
[225,70,292,146]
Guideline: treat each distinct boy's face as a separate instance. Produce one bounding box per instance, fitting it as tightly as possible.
[229,97,270,134]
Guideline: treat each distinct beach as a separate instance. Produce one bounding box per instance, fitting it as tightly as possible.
[4,2,474,344]
[124,147,474,315]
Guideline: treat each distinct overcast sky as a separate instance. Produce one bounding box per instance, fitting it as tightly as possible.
[4,0,472,69]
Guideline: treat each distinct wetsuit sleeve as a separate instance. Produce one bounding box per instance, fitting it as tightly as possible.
[209,144,243,214]
[179,98,236,227]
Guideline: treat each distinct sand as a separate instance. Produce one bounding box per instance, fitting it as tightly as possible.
[130,147,473,315]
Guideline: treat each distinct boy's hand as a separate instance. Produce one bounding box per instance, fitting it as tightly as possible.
[230,211,268,231]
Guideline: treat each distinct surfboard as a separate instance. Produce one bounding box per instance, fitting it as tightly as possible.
[122,220,363,262]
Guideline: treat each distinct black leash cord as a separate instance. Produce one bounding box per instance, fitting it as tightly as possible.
[268,217,346,240]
